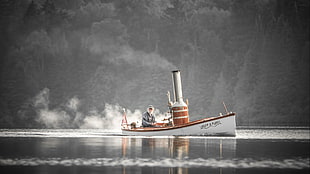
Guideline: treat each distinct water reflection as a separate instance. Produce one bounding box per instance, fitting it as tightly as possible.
[121,137,190,158]
[1,134,308,174]
[121,137,236,174]
[167,138,189,174]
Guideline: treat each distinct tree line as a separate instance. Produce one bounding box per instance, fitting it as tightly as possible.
[0,0,309,128]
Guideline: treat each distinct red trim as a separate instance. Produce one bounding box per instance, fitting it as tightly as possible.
[172,106,188,110]
[122,113,235,132]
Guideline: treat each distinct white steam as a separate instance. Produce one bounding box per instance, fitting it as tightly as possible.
[80,105,144,130]
[34,88,78,128]
[37,109,71,128]
[34,88,168,129]
[67,96,80,111]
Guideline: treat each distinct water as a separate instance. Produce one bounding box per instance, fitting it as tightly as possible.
[0,128,309,174]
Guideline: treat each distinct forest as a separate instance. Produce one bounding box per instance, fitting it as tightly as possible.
[0,0,309,128]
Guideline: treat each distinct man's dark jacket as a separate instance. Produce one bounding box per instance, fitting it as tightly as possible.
[142,111,155,127]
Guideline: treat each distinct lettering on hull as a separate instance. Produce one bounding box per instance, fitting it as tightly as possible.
[200,120,221,129]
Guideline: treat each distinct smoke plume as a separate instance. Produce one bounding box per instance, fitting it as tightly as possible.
[110,46,176,70]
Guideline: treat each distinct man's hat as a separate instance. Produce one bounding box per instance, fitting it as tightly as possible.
[148,105,154,109]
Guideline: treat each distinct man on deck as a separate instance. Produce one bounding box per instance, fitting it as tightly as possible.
[142,105,156,127]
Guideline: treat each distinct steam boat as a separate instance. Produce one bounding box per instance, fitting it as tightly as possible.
[121,70,236,136]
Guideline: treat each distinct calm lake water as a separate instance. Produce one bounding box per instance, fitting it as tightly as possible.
[0,128,309,174]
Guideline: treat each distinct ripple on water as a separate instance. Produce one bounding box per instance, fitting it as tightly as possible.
[0,157,309,169]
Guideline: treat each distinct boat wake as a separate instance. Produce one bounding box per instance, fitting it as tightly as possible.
[0,129,122,137]
[0,129,309,139]
[0,157,309,169]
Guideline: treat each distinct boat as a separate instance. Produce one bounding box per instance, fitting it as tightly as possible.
[121,70,236,136]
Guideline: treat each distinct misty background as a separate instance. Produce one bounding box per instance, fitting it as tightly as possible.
[0,0,309,128]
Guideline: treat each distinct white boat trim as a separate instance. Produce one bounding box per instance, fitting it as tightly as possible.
[173,116,189,119]
[173,109,188,112]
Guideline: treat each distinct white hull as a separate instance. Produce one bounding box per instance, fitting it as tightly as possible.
[122,113,236,136]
